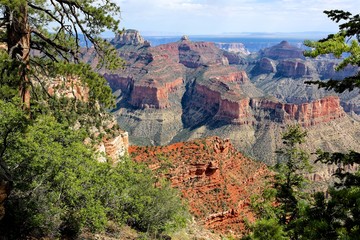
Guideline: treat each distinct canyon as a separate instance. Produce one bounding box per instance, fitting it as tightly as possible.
[130,137,271,236]
[101,30,360,165]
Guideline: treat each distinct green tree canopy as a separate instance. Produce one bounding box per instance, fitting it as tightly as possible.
[304,10,360,93]
[0,0,124,110]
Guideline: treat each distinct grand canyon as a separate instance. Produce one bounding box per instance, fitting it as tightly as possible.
[98,30,360,166]
[2,1,360,239]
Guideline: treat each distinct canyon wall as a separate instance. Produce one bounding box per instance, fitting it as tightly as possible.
[130,137,271,235]
[103,30,360,165]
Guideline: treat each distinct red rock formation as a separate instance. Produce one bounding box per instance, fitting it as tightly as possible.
[251,96,345,126]
[129,78,183,109]
[130,137,271,235]
[216,98,254,124]
[155,38,229,68]
[191,80,254,124]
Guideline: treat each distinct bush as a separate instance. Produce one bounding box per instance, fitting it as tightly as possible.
[0,112,188,239]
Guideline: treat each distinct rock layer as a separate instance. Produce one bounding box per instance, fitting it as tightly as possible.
[130,137,270,235]
[99,32,360,165]
[251,96,345,126]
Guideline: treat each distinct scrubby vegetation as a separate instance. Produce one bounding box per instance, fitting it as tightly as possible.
[0,1,189,239]
[0,102,188,238]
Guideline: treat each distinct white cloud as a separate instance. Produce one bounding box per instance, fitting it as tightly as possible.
[115,0,360,35]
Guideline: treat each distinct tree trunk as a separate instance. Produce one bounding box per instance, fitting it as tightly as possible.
[6,4,31,111]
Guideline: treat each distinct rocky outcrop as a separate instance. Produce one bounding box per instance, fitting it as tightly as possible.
[47,76,89,101]
[261,40,304,60]
[178,40,229,68]
[251,57,276,74]
[187,80,254,125]
[222,51,247,65]
[110,29,150,47]
[99,131,129,163]
[275,60,314,78]
[215,42,250,55]
[251,96,345,126]
[129,78,183,109]
[130,137,271,235]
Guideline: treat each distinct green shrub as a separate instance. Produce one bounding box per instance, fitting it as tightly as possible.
[0,111,189,239]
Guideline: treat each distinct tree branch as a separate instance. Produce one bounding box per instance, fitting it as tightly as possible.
[27,2,62,26]
[31,28,78,61]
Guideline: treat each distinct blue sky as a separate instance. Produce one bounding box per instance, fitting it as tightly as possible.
[115,0,360,36]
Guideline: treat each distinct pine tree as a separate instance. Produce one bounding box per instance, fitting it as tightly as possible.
[1,0,123,110]
[304,10,360,93]
[299,10,360,239]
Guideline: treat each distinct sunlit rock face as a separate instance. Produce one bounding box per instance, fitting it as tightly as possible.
[92,32,360,166]
[130,137,271,235]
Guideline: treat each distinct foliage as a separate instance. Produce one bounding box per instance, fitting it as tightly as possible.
[274,125,311,227]
[243,218,289,240]
[294,151,360,239]
[246,125,311,239]
[300,9,360,239]
[0,111,188,238]
[0,1,189,238]
[1,0,124,112]
[247,9,360,239]
[304,10,360,93]
[0,99,27,180]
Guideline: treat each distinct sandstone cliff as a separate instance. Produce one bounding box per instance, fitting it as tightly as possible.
[103,32,360,165]
[251,96,345,126]
[130,137,271,235]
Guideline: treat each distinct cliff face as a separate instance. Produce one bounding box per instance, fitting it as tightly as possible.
[251,57,276,74]
[101,32,360,164]
[110,29,150,47]
[275,60,314,78]
[251,96,345,126]
[250,41,356,81]
[130,137,271,235]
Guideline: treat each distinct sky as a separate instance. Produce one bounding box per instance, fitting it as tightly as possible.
[114,0,360,36]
